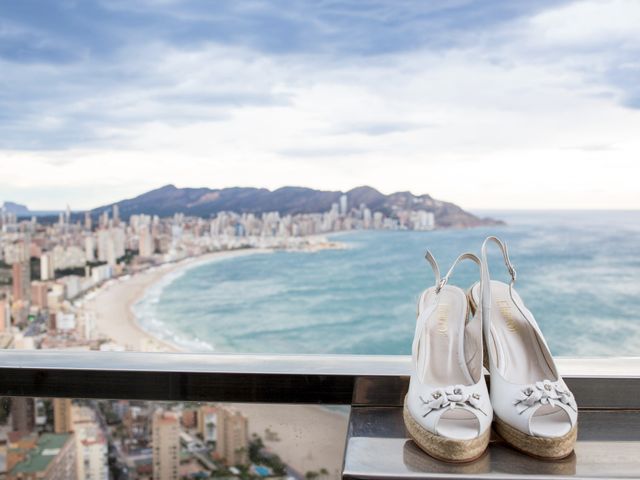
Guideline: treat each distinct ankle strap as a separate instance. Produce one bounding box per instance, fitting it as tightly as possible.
[425,251,481,294]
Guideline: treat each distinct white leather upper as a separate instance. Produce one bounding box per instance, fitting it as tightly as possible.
[407,252,493,440]
[475,236,578,438]
[481,361,577,437]
[406,373,492,438]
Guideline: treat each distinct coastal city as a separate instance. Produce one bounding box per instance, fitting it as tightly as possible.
[2,0,638,477]
[0,197,435,479]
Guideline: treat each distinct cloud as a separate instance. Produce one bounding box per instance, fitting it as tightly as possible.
[334,121,427,136]
[277,146,366,158]
[562,143,616,152]
[40,158,76,166]
[0,0,639,209]
[528,0,640,47]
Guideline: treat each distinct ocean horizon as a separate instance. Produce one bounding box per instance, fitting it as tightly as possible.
[132,210,640,357]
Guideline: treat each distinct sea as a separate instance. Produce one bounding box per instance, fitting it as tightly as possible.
[132,210,640,357]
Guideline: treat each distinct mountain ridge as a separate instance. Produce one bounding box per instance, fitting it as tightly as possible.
[91,184,502,228]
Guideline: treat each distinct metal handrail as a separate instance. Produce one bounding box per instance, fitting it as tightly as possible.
[0,350,638,408]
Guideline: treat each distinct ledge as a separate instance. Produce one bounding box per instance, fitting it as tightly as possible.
[343,407,640,480]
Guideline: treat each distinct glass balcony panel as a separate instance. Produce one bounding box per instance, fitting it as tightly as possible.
[0,396,349,480]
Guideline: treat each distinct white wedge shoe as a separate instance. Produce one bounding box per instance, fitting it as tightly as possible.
[468,236,578,459]
[404,251,492,463]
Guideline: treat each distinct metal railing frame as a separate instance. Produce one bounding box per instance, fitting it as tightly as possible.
[0,351,638,409]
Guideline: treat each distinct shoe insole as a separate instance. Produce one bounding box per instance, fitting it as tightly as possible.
[472,281,554,384]
[530,404,572,437]
[417,285,473,387]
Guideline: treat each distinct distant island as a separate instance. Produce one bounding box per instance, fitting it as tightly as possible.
[0,201,64,218]
[89,184,502,229]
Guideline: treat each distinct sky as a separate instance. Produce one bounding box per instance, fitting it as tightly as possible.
[1,0,639,210]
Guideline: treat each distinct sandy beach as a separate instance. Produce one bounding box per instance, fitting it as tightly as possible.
[81,247,349,478]
[83,249,268,352]
[234,403,349,479]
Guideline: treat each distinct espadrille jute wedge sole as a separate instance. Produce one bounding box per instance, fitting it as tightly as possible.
[404,397,490,463]
[471,236,578,460]
[494,416,577,460]
[404,251,492,463]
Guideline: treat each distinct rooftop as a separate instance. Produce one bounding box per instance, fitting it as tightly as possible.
[11,433,72,474]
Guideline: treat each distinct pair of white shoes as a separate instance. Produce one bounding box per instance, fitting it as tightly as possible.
[404,236,578,462]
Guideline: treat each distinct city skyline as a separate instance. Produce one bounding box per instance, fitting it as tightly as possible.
[1,1,639,210]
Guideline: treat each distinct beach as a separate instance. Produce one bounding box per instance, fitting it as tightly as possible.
[83,248,268,351]
[81,246,349,478]
[234,403,349,479]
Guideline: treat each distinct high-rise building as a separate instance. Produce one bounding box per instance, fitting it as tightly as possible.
[340,194,348,215]
[84,212,93,231]
[30,282,48,309]
[11,397,35,433]
[97,228,125,266]
[415,211,435,231]
[112,227,126,259]
[373,211,384,229]
[197,406,217,443]
[113,205,120,227]
[106,239,117,266]
[0,298,10,332]
[72,405,108,480]
[53,398,73,433]
[139,225,154,258]
[152,410,180,480]
[85,236,96,262]
[11,262,30,303]
[363,208,372,229]
[40,252,55,281]
[99,211,109,229]
[216,407,249,466]
[97,230,109,263]
[8,433,77,480]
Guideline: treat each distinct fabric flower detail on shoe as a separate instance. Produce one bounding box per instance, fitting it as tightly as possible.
[513,380,577,414]
[419,385,487,417]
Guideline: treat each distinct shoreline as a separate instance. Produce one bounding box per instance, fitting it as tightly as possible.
[83,248,271,352]
[83,234,348,353]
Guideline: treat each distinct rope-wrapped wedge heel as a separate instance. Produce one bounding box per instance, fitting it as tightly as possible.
[403,251,492,463]
[404,396,491,463]
[470,236,578,459]
[494,416,577,460]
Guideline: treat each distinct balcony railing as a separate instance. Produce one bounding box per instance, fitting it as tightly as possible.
[1,350,639,479]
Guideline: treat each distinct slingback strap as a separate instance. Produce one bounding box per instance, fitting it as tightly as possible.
[480,236,517,352]
[424,251,442,291]
[442,252,481,289]
[424,251,481,294]
[481,236,516,287]
[414,251,481,363]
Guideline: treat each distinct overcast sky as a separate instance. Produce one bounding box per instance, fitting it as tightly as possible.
[1,0,639,210]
